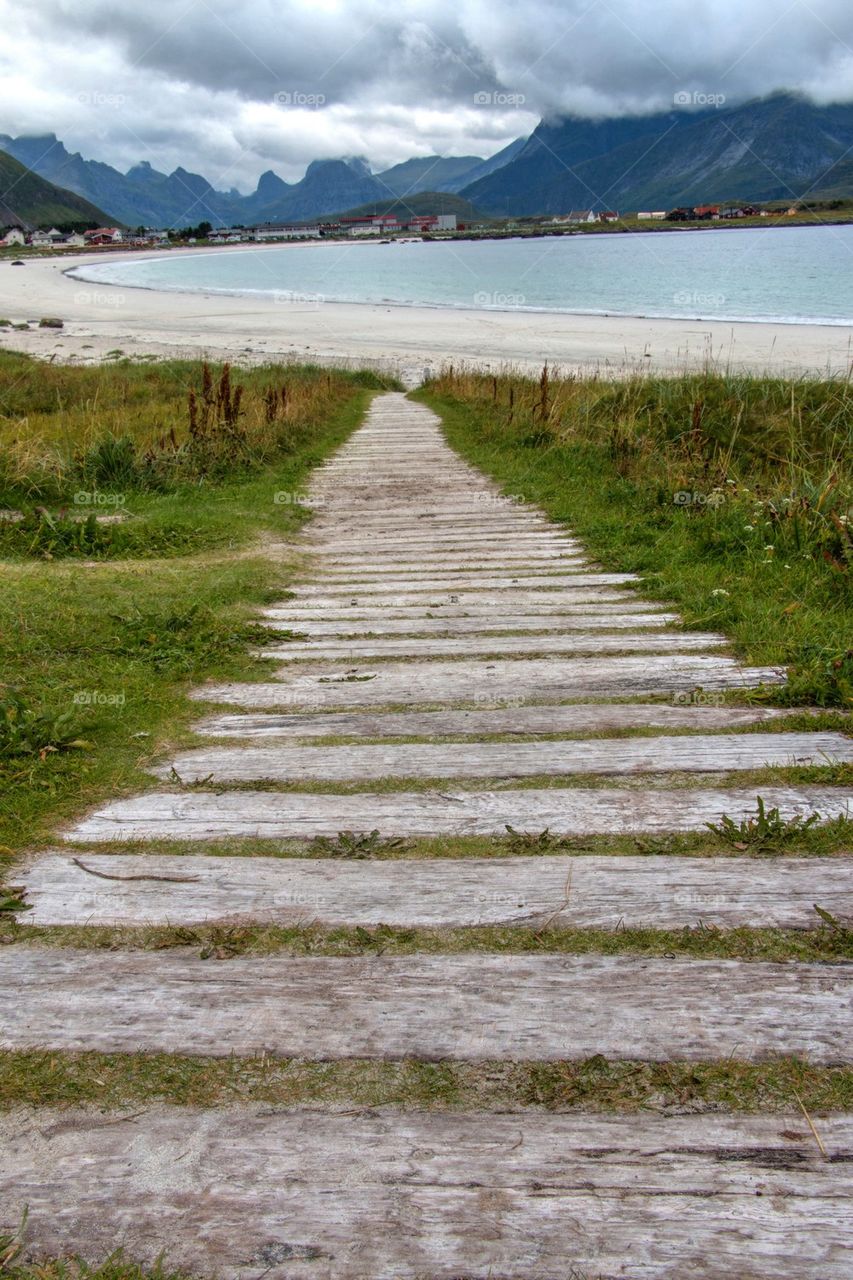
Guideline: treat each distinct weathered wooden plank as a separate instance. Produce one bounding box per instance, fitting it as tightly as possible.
[19,853,853,929]
[65,785,849,843]
[190,655,785,710]
[265,596,663,618]
[304,535,582,553]
[263,613,679,636]
[193,703,794,739]
[259,632,727,661]
[4,1108,849,1280]
[292,573,636,594]
[156,732,853,785]
[317,557,590,576]
[286,589,650,610]
[2,948,849,1062]
[318,548,579,567]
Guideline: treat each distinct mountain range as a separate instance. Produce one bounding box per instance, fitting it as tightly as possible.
[465,94,853,214]
[0,134,518,229]
[2,93,853,230]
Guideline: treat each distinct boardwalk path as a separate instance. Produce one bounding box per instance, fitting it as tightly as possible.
[6,392,853,1278]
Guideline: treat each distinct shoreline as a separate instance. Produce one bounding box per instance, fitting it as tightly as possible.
[62,255,853,329]
[2,248,852,384]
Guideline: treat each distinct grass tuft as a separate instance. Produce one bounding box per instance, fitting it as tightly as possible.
[417,369,853,706]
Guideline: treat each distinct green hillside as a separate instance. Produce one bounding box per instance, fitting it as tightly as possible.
[0,148,114,228]
[332,191,484,222]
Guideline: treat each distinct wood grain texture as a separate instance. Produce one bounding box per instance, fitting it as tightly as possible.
[156,732,853,784]
[191,656,785,710]
[3,1107,851,1279]
[193,703,794,739]
[4,947,851,1062]
[259,632,727,661]
[262,612,679,636]
[264,598,666,619]
[65,785,850,842]
[19,853,853,929]
[291,572,639,594]
[272,588,654,611]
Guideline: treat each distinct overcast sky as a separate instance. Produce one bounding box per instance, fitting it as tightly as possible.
[1,0,852,190]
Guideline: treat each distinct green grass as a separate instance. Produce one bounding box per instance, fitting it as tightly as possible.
[0,1237,198,1280]
[40,812,853,860]
[0,357,393,851]
[0,1049,849,1115]
[0,352,391,558]
[3,918,852,962]
[415,371,853,706]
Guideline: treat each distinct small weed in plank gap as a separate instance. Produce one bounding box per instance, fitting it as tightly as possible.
[310,830,412,858]
[353,924,417,951]
[813,904,852,940]
[504,825,590,853]
[0,887,29,915]
[170,926,256,960]
[1,1243,199,1280]
[707,796,821,853]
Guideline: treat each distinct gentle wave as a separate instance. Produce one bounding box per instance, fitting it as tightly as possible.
[65,229,853,327]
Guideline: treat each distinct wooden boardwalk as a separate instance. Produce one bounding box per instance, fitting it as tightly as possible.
[6,392,852,1278]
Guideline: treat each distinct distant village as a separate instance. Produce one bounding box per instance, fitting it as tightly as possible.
[0,202,824,250]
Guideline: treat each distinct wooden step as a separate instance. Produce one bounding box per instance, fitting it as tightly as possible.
[266,596,668,618]
[4,947,850,1062]
[291,573,638,594]
[19,852,853,928]
[259,632,727,661]
[192,656,784,709]
[193,703,794,739]
[3,1107,850,1279]
[65,784,848,843]
[262,612,679,636]
[156,732,853,785]
[289,588,651,610]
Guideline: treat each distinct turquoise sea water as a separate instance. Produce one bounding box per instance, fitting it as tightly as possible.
[68,225,853,325]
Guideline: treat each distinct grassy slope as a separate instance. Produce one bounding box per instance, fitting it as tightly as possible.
[416,372,853,708]
[0,149,112,227]
[0,356,388,851]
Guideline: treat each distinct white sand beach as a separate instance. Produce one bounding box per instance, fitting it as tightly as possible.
[1,247,851,384]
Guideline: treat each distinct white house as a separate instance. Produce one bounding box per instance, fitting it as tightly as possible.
[252,223,321,241]
[1,227,25,246]
[549,210,597,225]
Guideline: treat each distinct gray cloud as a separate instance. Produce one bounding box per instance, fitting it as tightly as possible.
[1,0,852,188]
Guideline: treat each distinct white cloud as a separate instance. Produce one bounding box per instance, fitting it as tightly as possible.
[0,0,852,188]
